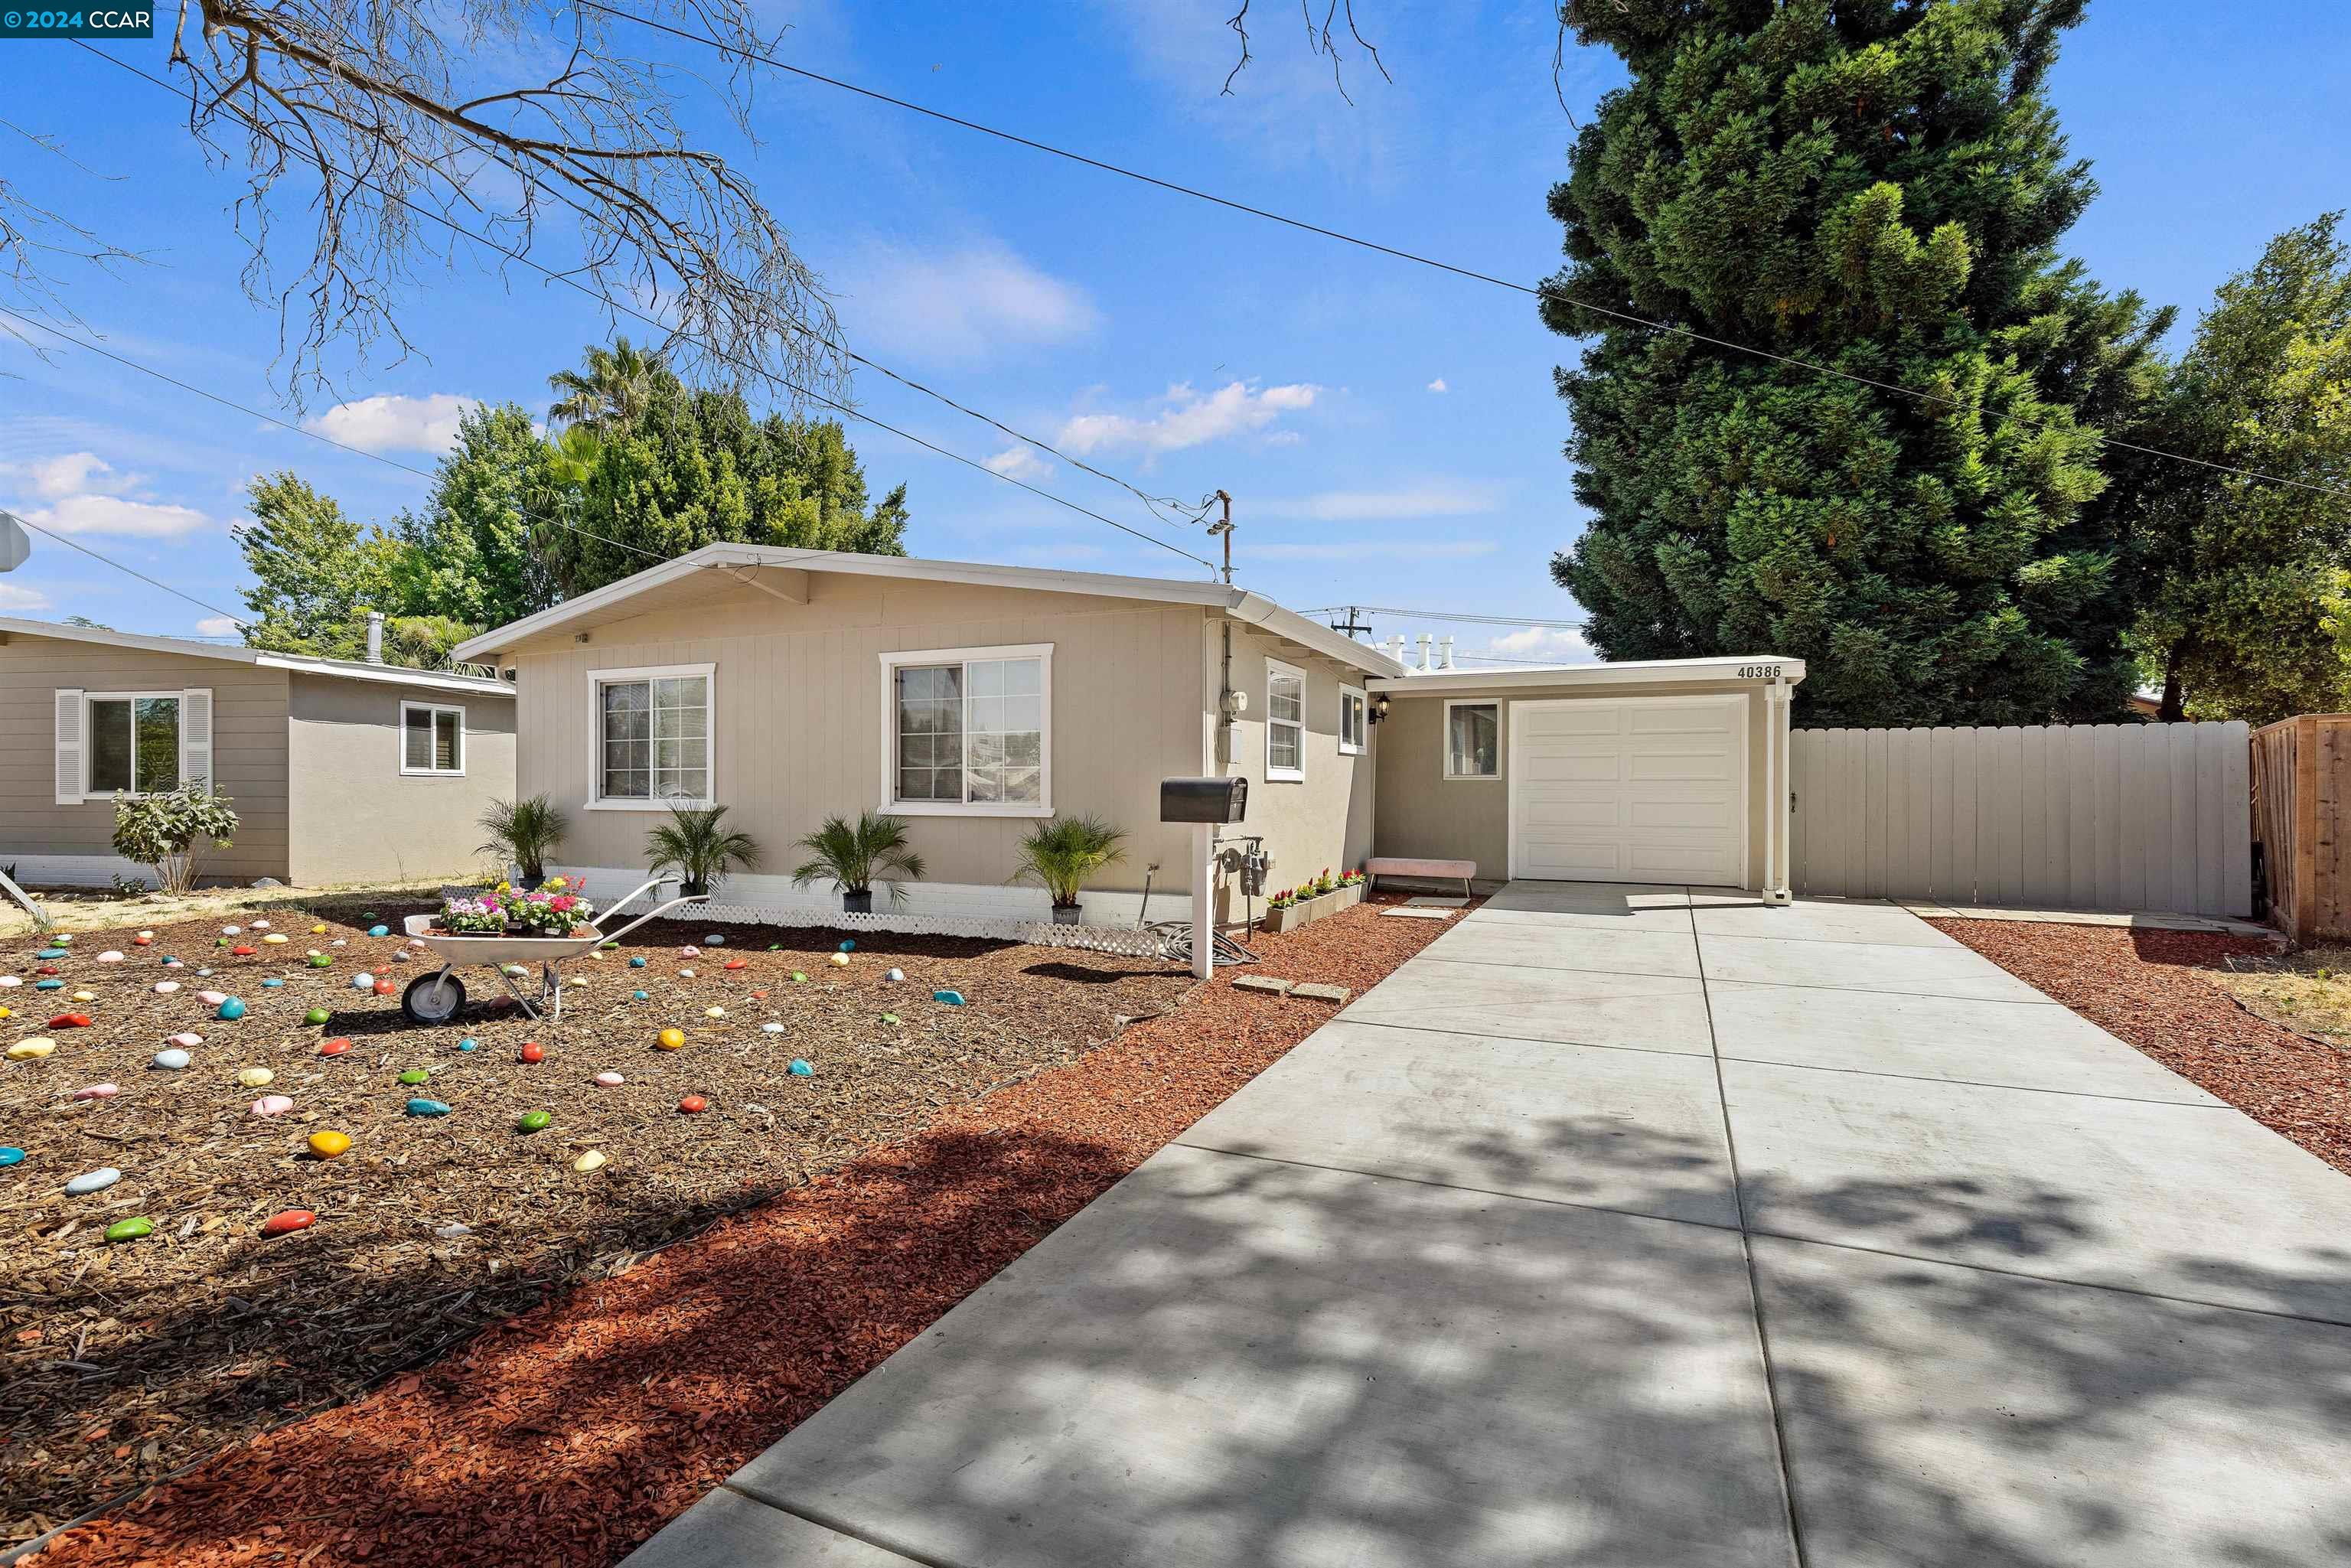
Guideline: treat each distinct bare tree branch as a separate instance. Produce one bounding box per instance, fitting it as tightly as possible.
[0,119,150,363]
[1222,0,1392,105]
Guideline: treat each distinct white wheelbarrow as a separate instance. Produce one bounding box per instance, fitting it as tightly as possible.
[398,878,707,1025]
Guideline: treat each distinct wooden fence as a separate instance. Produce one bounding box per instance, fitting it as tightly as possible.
[1790,722,2252,918]
[2249,714,2351,942]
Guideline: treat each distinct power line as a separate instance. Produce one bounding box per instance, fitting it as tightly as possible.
[66,44,1226,578]
[581,0,2351,506]
[3,506,250,627]
[1299,604,1588,629]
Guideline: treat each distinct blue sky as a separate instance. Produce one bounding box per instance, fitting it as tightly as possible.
[2,1,2345,666]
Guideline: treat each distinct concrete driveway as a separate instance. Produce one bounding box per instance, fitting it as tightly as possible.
[627,885,2351,1568]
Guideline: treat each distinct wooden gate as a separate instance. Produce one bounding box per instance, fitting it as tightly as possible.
[2250,715,2351,942]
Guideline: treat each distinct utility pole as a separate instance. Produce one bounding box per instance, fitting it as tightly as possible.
[1206,490,1234,585]
[1329,605,1373,641]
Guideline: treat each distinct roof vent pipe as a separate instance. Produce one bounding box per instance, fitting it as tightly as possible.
[1415,633,1433,671]
[1384,634,1406,665]
[364,611,384,664]
[1438,635,1454,671]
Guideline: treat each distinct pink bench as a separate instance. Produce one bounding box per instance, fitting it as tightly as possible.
[1365,856,1477,897]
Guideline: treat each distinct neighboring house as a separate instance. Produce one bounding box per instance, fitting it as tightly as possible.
[0,618,516,888]
[452,545,1802,920]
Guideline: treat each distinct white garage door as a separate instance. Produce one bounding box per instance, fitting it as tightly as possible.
[1509,696,1747,885]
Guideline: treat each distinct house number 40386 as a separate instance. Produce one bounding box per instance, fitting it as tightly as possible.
[1737,663,1783,680]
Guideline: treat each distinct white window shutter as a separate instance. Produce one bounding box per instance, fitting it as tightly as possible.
[181,688,214,791]
[54,689,84,804]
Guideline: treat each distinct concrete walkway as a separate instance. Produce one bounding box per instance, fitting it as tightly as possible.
[627,885,2351,1568]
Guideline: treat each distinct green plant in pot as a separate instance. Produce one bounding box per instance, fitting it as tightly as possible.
[791,811,925,913]
[1011,815,1127,925]
[647,804,761,898]
[478,795,570,890]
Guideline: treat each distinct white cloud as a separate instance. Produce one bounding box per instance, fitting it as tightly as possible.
[1479,626,1599,664]
[847,243,1098,364]
[1254,480,1505,522]
[1427,378,1448,393]
[195,615,242,636]
[303,393,478,455]
[0,582,51,611]
[1249,539,1497,562]
[0,452,215,538]
[1058,380,1320,456]
[983,445,1055,484]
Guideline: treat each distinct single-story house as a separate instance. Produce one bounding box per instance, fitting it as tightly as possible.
[1,618,517,888]
[450,545,1800,921]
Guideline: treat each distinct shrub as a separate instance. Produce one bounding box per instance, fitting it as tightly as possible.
[791,812,924,906]
[647,804,761,896]
[478,794,570,883]
[1010,815,1127,908]
[111,782,238,895]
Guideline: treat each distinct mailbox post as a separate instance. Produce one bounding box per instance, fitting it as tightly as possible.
[1159,777,1248,980]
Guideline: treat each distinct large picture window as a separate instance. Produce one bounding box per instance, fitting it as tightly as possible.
[1266,660,1305,781]
[88,694,181,795]
[881,644,1051,816]
[401,702,465,776]
[592,665,712,807]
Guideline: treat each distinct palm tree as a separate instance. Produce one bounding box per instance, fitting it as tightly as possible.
[645,804,761,897]
[478,795,570,886]
[1011,816,1127,923]
[546,338,667,436]
[791,812,926,913]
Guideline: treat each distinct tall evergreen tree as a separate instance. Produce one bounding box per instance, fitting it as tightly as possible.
[1545,0,2170,725]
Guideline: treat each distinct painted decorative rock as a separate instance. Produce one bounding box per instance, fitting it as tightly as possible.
[260,1210,316,1236]
[406,1098,452,1117]
[35,967,60,976]
[517,1042,545,1064]
[48,1013,94,1029]
[678,1095,708,1113]
[318,1038,353,1057]
[679,967,696,979]
[308,1130,351,1159]
[884,968,905,983]
[251,920,269,929]
[237,1067,276,1088]
[398,1068,431,1085]
[458,1038,479,1053]
[34,980,63,992]
[310,955,334,968]
[595,1071,624,1087]
[367,925,390,937]
[829,953,850,969]
[760,1022,784,1035]
[749,990,769,1001]
[788,1059,814,1077]
[51,934,71,944]
[305,1008,331,1025]
[373,980,395,996]
[839,940,856,953]
[632,990,648,1002]
[217,998,246,1021]
[573,1149,608,1173]
[264,933,289,946]
[791,972,807,984]
[933,989,966,1006]
[434,1222,471,1238]
[722,958,747,971]
[106,1216,155,1244]
[351,973,376,990]
[73,1083,120,1100]
[0,1146,23,1167]
[198,967,214,977]
[153,1048,191,1071]
[223,926,242,937]
[705,934,725,947]
[262,979,285,989]
[36,948,66,960]
[515,1110,551,1133]
[680,946,700,959]
[331,939,347,947]
[0,976,15,987]
[656,1027,686,1051]
[251,1094,295,1117]
[97,950,125,963]
[881,1013,900,1025]
[628,957,647,969]
[162,957,182,968]
[67,1167,122,1195]
[311,924,327,934]
[704,1006,726,1019]
[196,990,227,1007]
[168,1032,202,1049]
[132,934,152,947]
[70,990,95,1002]
[155,981,181,995]
[232,946,256,957]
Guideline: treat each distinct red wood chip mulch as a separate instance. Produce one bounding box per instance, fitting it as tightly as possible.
[22,895,1462,1568]
[1930,918,2351,1178]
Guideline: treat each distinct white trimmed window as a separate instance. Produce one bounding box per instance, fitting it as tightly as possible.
[592,664,712,808]
[1339,684,1368,755]
[400,702,465,777]
[1444,699,1501,779]
[86,693,181,795]
[881,644,1052,816]
[1266,659,1305,782]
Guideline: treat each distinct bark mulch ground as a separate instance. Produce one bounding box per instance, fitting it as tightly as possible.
[1929,918,2351,1180]
[16,892,1465,1567]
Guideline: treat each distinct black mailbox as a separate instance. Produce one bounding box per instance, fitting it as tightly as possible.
[1160,775,1247,824]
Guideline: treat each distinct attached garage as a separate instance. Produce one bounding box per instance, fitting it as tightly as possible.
[1369,657,1803,898]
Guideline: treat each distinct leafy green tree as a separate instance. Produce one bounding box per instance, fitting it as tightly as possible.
[232,474,410,660]
[403,402,563,629]
[1545,0,2170,725]
[2128,214,2351,722]
[547,337,669,436]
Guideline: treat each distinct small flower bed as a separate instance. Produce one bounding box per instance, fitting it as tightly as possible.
[1339,868,1365,888]
[435,878,595,938]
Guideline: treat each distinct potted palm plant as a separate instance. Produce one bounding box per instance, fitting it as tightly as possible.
[791,812,926,913]
[478,795,570,890]
[1011,815,1127,924]
[645,804,761,898]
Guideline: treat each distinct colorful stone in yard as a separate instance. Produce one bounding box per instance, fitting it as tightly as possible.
[351,972,375,990]
[398,1068,430,1086]
[840,940,855,952]
[680,945,699,958]
[70,989,94,1002]
[406,1098,452,1117]
[237,1067,276,1088]
[37,948,65,960]
[632,990,648,1002]
[705,934,725,947]
[223,926,242,937]
[458,1038,478,1052]
[34,980,62,991]
[105,1217,153,1244]
[217,997,246,1021]
[197,990,227,1006]
[628,957,646,968]
[368,925,389,937]
[788,1059,814,1077]
[0,977,15,987]
[761,1022,784,1034]
[435,1222,471,1239]
[881,1013,899,1025]
[0,1146,23,1167]
[679,967,696,979]
[595,1071,623,1086]
[133,934,152,946]
[3,1041,48,1061]
[305,1008,331,1025]
[48,1013,93,1029]
[67,1167,120,1195]
[97,950,124,963]
[656,1027,686,1051]
[515,1110,550,1133]
[318,1038,352,1057]
[311,924,327,935]
[749,989,768,1000]
[573,1149,608,1172]
[262,979,284,989]
[884,968,904,983]
[677,1095,707,1113]
[792,971,808,984]
[310,956,333,968]
[518,1041,545,1064]
[308,1130,351,1159]
[829,953,849,969]
[723,957,746,970]
[933,990,965,1006]
[704,1006,726,1019]
[232,946,256,957]
[168,1032,201,1049]
[152,1049,191,1071]
[73,1083,119,1100]
[264,933,288,945]
[373,979,395,996]
[260,1210,316,1236]
[145,980,176,996]
[162,957,182,968]
[251,1094,295,1117]
[251,921,269,930]
[35,967,60,977]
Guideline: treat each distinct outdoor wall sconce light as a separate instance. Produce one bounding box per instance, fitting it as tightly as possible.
[1369,693,1391,725]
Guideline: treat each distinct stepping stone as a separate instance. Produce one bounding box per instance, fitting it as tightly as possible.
[1404,896,1469,908]
[1380,906,1456,920]
[1231,974,1293,996]
[1291,982,1352,1004]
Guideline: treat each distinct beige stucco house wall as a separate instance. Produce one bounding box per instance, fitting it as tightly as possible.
[0,620,514,889]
